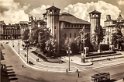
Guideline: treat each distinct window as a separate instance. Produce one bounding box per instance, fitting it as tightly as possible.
[54,10,57,13]
[80,24,82,27]
[71,24,73,28]
[70,33,71,38]
[74,33,76,38]
[74,24,76,27]
[65,24,67,28]
[64,33,66,38]
[54,34,56,39]
[54,26,56,29]
[95,15,98,17]
[68,24,70,27]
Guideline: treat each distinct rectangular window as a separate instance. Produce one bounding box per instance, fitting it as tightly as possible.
[70,33,71,38]
[74,33,76,38]
[64,33,66,38]
[54,34,56,39]
[80,24,82,27]
[54,26,56,29]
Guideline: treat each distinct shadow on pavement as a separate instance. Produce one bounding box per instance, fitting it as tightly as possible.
[109,79,117,82]
[1,64,18,82]
[98,79,117,82]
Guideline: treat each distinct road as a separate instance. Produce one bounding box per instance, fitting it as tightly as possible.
[1,43,124,82]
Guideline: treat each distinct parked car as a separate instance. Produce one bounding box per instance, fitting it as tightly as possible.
[28,61,34,65]
[6,42,9,44]
[91,73,110,82]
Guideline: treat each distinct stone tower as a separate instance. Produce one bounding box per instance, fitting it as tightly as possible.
[89,10,101,50]
[46,6,60,53]
[28,16,34,38]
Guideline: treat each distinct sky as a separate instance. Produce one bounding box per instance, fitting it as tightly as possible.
[0,0,124,26]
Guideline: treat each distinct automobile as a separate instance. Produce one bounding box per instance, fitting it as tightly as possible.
[6,42,9,44]
[29,47,32,49]
[28,61,34,65]
[91,73,110,82]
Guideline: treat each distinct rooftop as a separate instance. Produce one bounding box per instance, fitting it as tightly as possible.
[89,10,101,14]
[19,21,29,24]
[117,14,124,22]
[46,6,60,10]
[0,21,5,25]
[59,12,90,24]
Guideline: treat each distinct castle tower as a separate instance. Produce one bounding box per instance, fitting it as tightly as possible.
[89,10,101,50]
[117,13,123,23]
[46,6,60,53]
[28,16,34,37]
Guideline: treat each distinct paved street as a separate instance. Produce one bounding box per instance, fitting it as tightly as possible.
[1,41,124,82]
[5,40,124,72]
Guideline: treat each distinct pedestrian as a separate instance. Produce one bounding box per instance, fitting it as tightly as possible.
[36,58,39,62]
[76,69,80,78]
[66,69,68,75]
[24,54,26,57]
[22,65,24,68]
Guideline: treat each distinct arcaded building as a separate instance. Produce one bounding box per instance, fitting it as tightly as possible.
[0,22,21,40]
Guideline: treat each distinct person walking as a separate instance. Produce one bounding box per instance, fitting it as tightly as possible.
[22,65,24,68]
[76,69,80,78]
[66,69,68,75]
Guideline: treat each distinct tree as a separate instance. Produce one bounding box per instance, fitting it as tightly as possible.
[45,38,57,57]
[75,29,90,53]
[29,28,39,44]
[91,25,104,51]
[38,28,51,52]
[112,28,124,50]
[28,27,51,47]
[22,29,30,40]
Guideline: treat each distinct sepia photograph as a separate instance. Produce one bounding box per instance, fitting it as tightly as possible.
[0,0,124,82]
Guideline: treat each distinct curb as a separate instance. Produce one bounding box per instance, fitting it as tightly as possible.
[8,44,77,73]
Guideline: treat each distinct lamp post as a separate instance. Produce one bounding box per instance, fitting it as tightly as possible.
[66,46,72,71]
[11,34,14,47]
[18,36,20,54]
[13,37,14,47]
[25,40,29,63]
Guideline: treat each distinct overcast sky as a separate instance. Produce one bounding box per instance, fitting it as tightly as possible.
[0,0,124,25]
[14,0,123,10]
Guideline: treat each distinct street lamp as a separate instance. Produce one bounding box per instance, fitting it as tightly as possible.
[11,34,14,47]
[66,46,72,71]
[25,40,30,63]
[18,36,21,54]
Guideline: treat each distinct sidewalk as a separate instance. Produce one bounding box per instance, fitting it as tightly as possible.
[62,53,124,69]
[115,79,124,82]
[2,40,124,72]
[6,40,78,72]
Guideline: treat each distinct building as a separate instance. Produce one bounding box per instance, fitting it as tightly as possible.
[28,16,47,43]
[89,10,103,51]
[0,24,21,40]
[43,6,91,54]
[0,21,5,40]
[104,14,124,45]
[19,21,29,39]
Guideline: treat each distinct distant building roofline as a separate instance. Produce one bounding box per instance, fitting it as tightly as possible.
[89,10,101,14]
[46,6,60,10]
